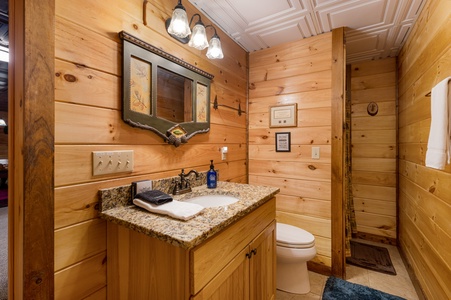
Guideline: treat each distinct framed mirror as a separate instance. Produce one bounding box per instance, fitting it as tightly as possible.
[120,31,214,147]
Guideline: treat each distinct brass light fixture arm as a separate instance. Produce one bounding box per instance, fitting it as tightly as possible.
[143,0,149,25]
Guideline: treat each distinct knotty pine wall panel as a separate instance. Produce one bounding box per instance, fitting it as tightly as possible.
[54,0,248,298]
[249,33,333,268]
[397,0,451,298]
[350,58,397,241]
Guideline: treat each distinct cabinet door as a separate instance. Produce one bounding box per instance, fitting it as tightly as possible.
[249,221,276,300]
[192,247,250,300]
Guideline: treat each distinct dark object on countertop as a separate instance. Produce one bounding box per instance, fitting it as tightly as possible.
[135,190,173,206]
[207,160,217,189]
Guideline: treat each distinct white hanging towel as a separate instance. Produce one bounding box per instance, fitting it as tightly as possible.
[425,76,451,170]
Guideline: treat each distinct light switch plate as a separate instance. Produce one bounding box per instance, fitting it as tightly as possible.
[92,150,134,176]
[221,146,228,160]
[312,147,320,159]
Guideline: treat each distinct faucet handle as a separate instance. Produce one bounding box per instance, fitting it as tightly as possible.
[172,178,179,194]
[184,178,191,189]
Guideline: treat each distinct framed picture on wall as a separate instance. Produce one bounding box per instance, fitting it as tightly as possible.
[275,132,291,152]
[269,103,297,127]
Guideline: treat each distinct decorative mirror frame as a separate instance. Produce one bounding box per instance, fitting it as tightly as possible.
[120,31,214,147]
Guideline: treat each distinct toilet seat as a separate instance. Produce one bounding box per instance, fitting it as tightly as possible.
[277,223,315,249]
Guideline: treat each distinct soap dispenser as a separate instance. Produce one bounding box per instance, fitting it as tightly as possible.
[207,160,217,189]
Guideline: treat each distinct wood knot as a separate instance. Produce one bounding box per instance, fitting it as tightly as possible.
[262,135,268,140]
[55,72,61,77]
[276,87,284,95]
[63,74,77,82]
[308,165,316,170]
[428,186,436,193]
[87,75,93,79]
[249,83,256,90]
[133,24,138,30]
[75,63,87,68]
[377,225,391,230]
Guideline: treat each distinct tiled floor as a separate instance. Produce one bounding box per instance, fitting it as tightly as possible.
[276,239,419,300]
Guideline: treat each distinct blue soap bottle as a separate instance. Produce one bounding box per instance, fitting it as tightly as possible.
[207,160,217,188]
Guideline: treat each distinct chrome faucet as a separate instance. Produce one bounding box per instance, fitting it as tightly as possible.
[172,169,199,195]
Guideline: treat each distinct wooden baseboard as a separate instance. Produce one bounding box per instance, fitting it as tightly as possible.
[355,232,397,246]
[398,245,426,300]
[307,261,331,277]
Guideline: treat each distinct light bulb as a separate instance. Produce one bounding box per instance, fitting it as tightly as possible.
[188,23,208,50]
[206,36,224,59]
[167,8,191,38]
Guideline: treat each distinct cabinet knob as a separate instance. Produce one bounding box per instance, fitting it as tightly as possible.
[246,249,258,259]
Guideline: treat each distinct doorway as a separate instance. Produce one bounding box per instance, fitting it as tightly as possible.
[8,0,55,298]
[0,0,7,298]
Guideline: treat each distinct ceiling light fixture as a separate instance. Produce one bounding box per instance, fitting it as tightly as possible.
[205,25,224,60]
[165,0,224,59]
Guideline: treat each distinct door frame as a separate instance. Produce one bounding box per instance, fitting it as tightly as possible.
[331,27,346,279]
[8,0,55,298]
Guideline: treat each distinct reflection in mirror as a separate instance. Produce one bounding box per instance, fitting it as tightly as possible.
[157,67,193,123]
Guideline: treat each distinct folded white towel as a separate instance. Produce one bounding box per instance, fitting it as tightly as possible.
[133,198,204,221]
[425,77,451,170]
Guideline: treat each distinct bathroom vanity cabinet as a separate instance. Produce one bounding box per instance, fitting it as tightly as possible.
[106,197,276,299]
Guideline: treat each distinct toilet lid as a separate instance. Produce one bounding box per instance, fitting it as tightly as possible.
[276,222,315,248]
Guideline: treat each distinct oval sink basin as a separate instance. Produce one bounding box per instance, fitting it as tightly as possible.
[183,195,239,208]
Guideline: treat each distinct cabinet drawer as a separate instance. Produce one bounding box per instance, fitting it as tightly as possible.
[190,198,275,295]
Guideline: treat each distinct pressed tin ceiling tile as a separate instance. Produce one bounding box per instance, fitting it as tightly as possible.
[189,0,426,63]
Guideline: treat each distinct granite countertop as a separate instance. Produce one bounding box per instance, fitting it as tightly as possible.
[99,182,279,250]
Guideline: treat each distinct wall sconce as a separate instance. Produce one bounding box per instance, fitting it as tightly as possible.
[165,0,224,59]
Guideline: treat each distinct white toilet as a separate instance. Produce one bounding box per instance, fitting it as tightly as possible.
[276,222,316,294]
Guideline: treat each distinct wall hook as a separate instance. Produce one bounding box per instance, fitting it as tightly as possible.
[213,95,219,110]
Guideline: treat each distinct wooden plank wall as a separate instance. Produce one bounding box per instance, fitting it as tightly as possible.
[248,33,333,268]
[397,0,451,299]
[54,0,248,298]
[350,58,397,242]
